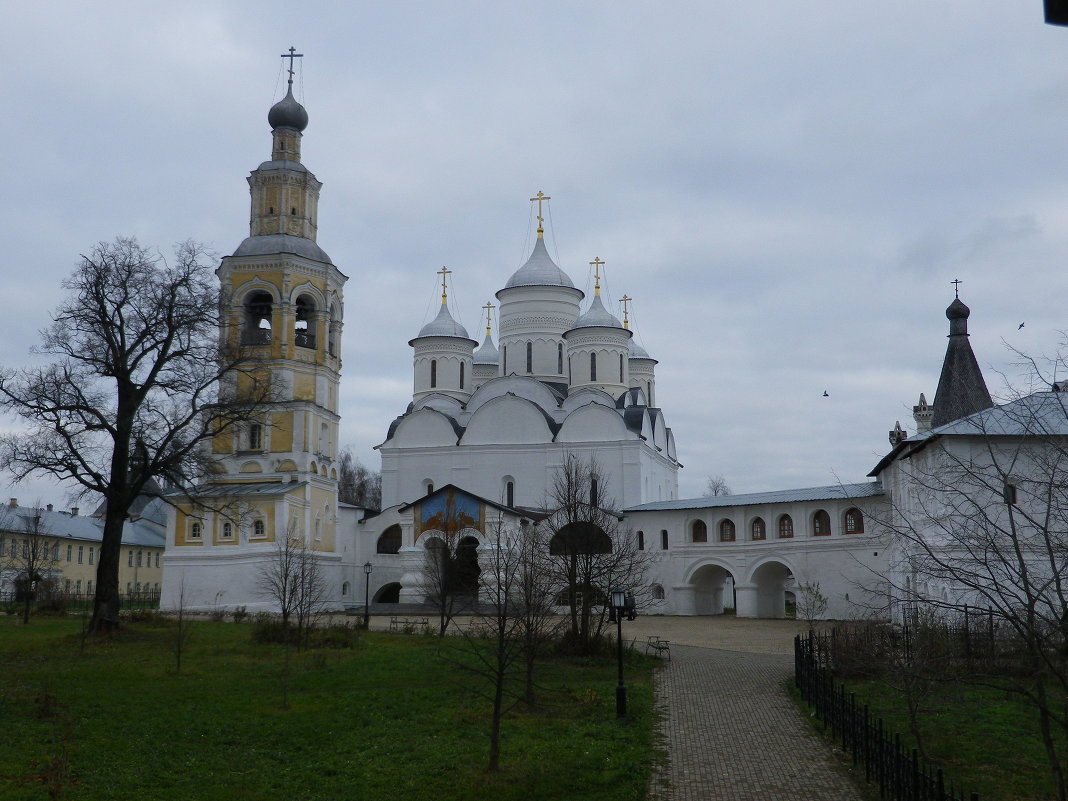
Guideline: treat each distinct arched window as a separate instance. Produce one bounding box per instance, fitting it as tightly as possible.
[813,509,831,536]
[844,508,864,534]
[637,530,645,550]
[342,581,350,596]
[558,343,563,374]
[424,480,434,495]
[294,294,316,348]
[506,481,514,507]
[660,529,669,550]
[777,515,794,539]
[502,344,507,374]
[377,525,402,554]
[252,519,266,539]
[459,362,465,389]
[619,353,624,383]
[243,291,273,345]
[526,342,533,373]
[248,422,262,451]
[591,477,599,506]
[691,520,707,543]
[719,520,736,542]
[590,352,597,381]
[430,359,437,388]
[751,517,766,540]
[222,522,233,540]
[190,522,202,540]
[651,584,665,601]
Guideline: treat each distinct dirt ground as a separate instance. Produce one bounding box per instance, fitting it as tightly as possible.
[352,613,813,656]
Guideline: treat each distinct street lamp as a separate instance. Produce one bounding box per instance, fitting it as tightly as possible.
[363,561,373,629]
[609,587,635,718]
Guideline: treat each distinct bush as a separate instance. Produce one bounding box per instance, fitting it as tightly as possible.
[232,606,249,624]
[250,615,362,649]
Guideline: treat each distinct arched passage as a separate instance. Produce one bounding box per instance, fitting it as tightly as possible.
[689,563,735,614]
[738,560,794,619]
[374,582,401,604]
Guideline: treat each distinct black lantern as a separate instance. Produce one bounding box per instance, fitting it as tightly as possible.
[363,561,373,629]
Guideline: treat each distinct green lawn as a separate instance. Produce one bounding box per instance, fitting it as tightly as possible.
[0,616,657,801]
[836,678,1063,801]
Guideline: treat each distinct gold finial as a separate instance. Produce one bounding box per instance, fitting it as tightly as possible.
[590,257,605,297]
[437,266,452,303]
[529,191,551,239]
[482,300,495,337]
[620,294,632,329]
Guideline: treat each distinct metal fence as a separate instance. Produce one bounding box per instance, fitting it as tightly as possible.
[795,633,979,801]
[0,590,161,614]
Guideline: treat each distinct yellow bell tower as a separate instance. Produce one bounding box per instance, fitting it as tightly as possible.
[163,51,347,609]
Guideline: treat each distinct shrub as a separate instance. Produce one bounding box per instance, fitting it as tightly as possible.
[232,606,249,624]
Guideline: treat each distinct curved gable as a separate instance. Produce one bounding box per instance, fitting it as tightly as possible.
[557,403,630,442]
[561,387,617,414]
[413,394,465,416]
[467,375,560,416]
[461,395,554,445]
[389,408,461,447]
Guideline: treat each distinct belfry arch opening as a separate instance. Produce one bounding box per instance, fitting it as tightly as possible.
[243,291,273,345]
[295,294,316,348]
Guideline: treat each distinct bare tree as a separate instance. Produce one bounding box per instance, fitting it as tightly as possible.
[705,474,731,496]
[545,455,651,654]
[1,504,59,624]
[879,388,1068,800]
[337,448,382,509]
[514,518,564,705]
[257,527,329,649]
[419,491,480,636]
[170,575,193,674]
[795,580,828,628]
[0,238,273,632]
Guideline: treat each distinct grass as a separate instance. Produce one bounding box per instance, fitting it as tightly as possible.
[0,616,657,801]
[795,672,1063,801]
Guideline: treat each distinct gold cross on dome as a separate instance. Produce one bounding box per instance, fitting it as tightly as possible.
[437,266,452,303]
[529,191,551,238]
[482,300,495,336]
[620,294,632,329]
[280,47,303,88]
[590,257,605,296]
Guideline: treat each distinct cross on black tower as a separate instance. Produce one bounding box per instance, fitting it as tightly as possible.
[281,46,303,88]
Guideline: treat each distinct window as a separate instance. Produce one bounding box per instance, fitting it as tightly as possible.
[87,580,93,594]
[78,546,84,564]
[751,517,766,540]
[502,344,507,373]
[65,579,71,593]
[844,508,864,534]
[637,530,644,550]
[691,520,707,543]
[506,481,514,507]
[0,537,5,556]
[342,581,350,596]
[526,342,533,373]
[430,359,437,388]
[135,582,141,593]
[67,544,72,562]
[248,423,263,451]
[778,515,794,539]
[591,478,599,506]
[376,525,402,554]
[53,544,60,560]
[719,520,736,542]
[155,553,159,568]
[619,353,624,383]
[136,550,143,567]
[126,583,132,594]
[660,529,668,550]
[89,547,94,565]
[813,510,831,536]
[558,343,563,374]
[459,362,465,389]
[128,550,133,567]
[651,584,665,601]
[252,520,265,539]
[590,352,597,382]
[190,522,202,540]
[75,580,81,593]
[222,522,233,539]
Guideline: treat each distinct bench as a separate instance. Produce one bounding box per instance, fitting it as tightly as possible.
[646,635,671,660]
[389,616,430,633]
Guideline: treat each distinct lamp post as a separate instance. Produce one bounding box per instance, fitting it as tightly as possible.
[610,587,627,718]
[363,561,373,629]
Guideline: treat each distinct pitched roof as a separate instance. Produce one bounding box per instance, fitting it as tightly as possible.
[624,482,883,512]
[930,297,993,428]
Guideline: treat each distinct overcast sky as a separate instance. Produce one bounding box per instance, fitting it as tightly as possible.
[7,2,1068,508]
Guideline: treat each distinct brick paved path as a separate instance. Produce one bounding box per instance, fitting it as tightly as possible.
[648,644,863,801]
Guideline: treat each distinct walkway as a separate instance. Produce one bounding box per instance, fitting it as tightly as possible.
[643,620,863,801]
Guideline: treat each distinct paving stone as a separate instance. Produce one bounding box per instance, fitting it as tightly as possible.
[648,644,863,801]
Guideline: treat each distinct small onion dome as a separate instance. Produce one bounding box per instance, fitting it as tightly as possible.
[629,338,652,359]
[572,294,624,330]
[946,297,970,320]
[415,301,471,340]
[473,333,499,365]
[504,237,576,289]
[268,87,309,132]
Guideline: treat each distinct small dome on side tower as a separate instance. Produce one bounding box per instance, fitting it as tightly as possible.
[409,269,477,403]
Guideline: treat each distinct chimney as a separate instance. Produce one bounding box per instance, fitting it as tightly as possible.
[8,498,16,508]
[46,504,53,512]
[70,507,79,516]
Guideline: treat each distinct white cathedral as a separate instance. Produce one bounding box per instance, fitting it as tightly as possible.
[161,69,1034,622]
